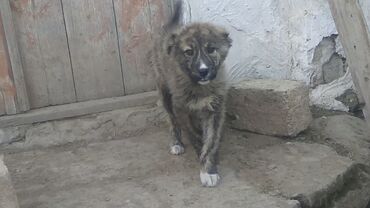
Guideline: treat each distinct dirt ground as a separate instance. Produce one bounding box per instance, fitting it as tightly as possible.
[1,106,370,208]
[3,129,301,208]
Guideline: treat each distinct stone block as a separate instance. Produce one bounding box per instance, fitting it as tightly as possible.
[228,79,312,136]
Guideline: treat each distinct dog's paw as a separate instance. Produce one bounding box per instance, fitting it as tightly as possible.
[170,144,185,155]
[200,171,220,187]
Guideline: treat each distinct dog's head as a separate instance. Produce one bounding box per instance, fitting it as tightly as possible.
[167,23,232,85]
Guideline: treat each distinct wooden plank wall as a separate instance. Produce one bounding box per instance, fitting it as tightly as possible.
[0,0,29,114]
[328,0,370,125]
[0,14,16,115]
[114,0,152,95]
[113,0,172,95]
[5,0,171,111]
[10,0,76,108]
[62,0,125,101]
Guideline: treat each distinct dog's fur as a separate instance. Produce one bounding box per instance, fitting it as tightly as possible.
[148,2,232,187]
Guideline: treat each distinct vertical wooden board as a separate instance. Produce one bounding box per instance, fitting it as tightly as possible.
[0,14,16,115]
[0,0,29,113]
[148,0,172,35]
[0,92,5,116]
[328,0,370,124]
[62,0,124,101]
[113,0,157,95]
[10,0,76,108]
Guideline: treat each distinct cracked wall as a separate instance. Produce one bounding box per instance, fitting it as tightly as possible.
[183,0,370,111]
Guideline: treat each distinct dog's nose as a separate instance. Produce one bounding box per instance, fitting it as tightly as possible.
[199,68,209,78]
[199,62,209,78]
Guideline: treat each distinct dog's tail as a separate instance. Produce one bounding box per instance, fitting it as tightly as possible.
[164,1,183,32]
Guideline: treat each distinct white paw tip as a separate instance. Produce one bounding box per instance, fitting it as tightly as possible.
[200,171,220,187]
[170,144,185,155]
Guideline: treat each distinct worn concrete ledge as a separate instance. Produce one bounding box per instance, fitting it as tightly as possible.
[0,104,167,149]
[0,155,19,208]
[308,115,370,165]
[228,79,312,137]
[0,91,158,128]
[222,134,358,208]
[303,114,370,208]
[330,164,370,208]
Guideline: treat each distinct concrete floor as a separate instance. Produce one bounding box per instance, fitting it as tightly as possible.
[3,129,299,208]
[0,103,369,208]
[3,124,368,208]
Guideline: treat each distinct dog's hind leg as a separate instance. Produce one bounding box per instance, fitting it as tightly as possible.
[158,85,185,155]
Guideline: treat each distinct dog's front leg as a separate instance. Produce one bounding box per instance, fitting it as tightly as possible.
[199,108,225,187]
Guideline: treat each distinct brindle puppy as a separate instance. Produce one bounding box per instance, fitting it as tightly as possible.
[148,1,232,187]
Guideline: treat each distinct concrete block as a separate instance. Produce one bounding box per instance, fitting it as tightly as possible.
[228,79,312,136]
[0,155,19,208]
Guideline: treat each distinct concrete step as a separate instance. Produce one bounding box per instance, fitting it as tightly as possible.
[3,128,364,208]
[307,114,370,208]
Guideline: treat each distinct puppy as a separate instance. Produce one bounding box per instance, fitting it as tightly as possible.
[148,1,232,187]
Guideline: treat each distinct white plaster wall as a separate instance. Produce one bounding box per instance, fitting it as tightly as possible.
[183,0,292,81]
[183,0,370,111]
[360,0,370,29]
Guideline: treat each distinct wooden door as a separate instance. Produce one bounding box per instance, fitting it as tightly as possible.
[2,0,172,111]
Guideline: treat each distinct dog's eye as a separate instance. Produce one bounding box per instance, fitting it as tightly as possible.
[184,49,194,56]
[207,47,216,54]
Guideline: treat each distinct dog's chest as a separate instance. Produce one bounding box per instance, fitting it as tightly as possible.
[186,95,216,112]
[171,81,225,112]
[185,87,224,112]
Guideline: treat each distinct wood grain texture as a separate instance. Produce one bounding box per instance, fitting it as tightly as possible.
[0,14,16,115]
[10,0,76,108]
[62,0,124,101]
[0,0,29,113]
[0,92,5,115]
[328,0,370,124]
[113,0,161,95]
[148,0,172,37]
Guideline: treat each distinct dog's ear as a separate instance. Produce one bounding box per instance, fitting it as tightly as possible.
[215,26,232,47]
[222,32,232,47]
[167,33,178,55]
